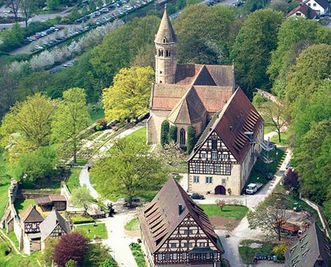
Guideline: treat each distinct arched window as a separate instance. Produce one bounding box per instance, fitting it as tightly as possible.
[165,50,171,57]
[158,49,164,57]
[163,37,167,43]
[180,128,186,147]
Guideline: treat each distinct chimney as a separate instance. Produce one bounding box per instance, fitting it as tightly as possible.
[178,204,184,215]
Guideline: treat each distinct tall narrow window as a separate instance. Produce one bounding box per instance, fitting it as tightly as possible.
[180,128,186,146]
[212,139,217,150]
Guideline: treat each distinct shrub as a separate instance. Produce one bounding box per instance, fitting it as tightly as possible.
[96,119,108,131]
[169,125,177,143]
[54,232,88,267]
[283,169,299,191]
[70,214,95,224]
[272,244,288,261]
[160,120,170,147]
[187,126,196,154]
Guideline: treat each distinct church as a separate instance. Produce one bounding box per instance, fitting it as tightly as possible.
[147,8,235,147]
[147,9,264,196]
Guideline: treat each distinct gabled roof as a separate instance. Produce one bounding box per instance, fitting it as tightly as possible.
[20,205,44,223]
[306,0,330,9]
[287,3,318,18]
[139,177,223,254]
[168,87,207,124]
[189,88,263,163]
[39,209,70,241]
[155,8,176,44]
[36,195,66,205]
[285,223,331,267]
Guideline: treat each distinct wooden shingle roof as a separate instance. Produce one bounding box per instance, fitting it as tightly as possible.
[20,205,44,223]
[139,178,223,254]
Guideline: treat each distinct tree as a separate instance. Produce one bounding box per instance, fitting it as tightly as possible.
[41,238,59,266]
[293,120,331,205]
[255,97,289,143]
[160,120,170,147]
[169,125,177,143]
[20,0,35,27]
[187,126,196,154]
[47,0,60,10]
[10,146,57,182]
[6,0,20,21]
[0,93,56,163]
[65,260,76,267]
[54,232,88,267]
[84,243,116,267]
[232,9,283,98]
[174,5,239,64]
[90,137,167,207]
[102,66,154,122]
[52,88,90,163]
[71,186,94,213]
[268,17,331,96]
[247,195,290,241]
[283,169,299,191]
[285,44,331,105]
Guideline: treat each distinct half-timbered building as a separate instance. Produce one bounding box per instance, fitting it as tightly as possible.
[187,88,263,196]
[140,177,223,267]
[39,209,71,249]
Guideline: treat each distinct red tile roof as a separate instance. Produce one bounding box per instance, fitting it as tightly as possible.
[190,88,263,163]
[287,3,317,18]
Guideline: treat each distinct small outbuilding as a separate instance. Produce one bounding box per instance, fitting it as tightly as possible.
[36,195,67,211]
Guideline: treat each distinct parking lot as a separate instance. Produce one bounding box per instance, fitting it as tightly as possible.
[10,0,153,55]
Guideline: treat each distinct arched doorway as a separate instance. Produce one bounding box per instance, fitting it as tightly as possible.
[215,185,226,195]
[180,128,186,147]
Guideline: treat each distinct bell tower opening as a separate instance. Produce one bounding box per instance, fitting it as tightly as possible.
[154,7,177,85]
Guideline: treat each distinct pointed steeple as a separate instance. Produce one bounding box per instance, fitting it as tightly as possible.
[155,8,176,44]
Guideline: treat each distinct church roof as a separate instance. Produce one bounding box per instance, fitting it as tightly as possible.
[20,205,44,223]
[150,64,234,113]
[168,87,207,124]
[139,177,223,254]
[285,223,331,267]
[189,88,263,163]
[39,209,70,241]
[155,8,176,44]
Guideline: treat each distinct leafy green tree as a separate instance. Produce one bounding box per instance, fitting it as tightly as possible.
[102,66,154,122]
[268,17,331,96]
[293,120,331,205]
[285,44,331,105]
[52,88,90,163]
[42,238,59,266]
[84,243,116,267]
[169,125,177,143]
[160,120,170,147]
[187,126,196,154]
[47,0,60,10]
[99,259,117,267]
[174,5,239,64]
[90,137,167,207]
[20,0,36,27]
[0,93,56,163]
[243,0,271,12]
[232,9,283,98]
[71,186,94,212]
[10,146,58,182]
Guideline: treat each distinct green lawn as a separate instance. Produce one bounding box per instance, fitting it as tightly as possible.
[0,152,10,219]
[199,205,248,220]
[271,131,290,145]
[75,223,108,240]
[239,240,274,264]
[124,127,146,143]
[66,167,81,192]
[264,125,275,135]
[246,148,286,186]
[7,231,18,249]
[14,198,36,216]
[129,243,146,267]
[125,218,139,231]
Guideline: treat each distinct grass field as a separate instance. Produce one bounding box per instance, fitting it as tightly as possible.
[125,218,139,231]
[124,126,146,143]
[0,152,10,219]
[199,204,248,220]
[75,223,108,239]
[14,198,36,216]
[66,167,81,192]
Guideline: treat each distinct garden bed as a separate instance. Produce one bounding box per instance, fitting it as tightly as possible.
[125,218,139,231]
[129,243,146,267]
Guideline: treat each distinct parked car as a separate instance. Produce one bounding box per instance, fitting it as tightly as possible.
[190,193,205,200]
[245,183,263,195]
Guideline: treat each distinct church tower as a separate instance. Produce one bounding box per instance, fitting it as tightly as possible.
[154,8,177,84]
